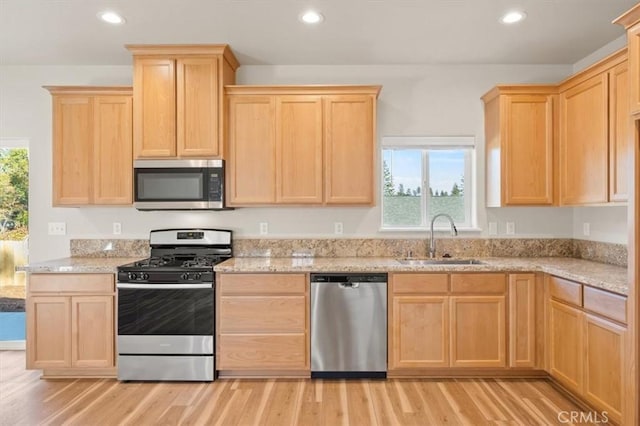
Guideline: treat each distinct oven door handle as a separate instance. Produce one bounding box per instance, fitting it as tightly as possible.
[116,283,213,290]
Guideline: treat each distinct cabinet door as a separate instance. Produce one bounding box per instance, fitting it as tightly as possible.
[450,296,506,367]
[549,300,583,393]
[71,296,114,368]
[629,22,640,115]
[502,94,554,205]
[52,96,92,205]
[583,314,624,424]
[559,74,609,204]
[275,96,323,203]
[509,274,536,367]
[227,96,276,204]
[93,96,133,204]
[324,95,375,204]
[176,57,220,157]
[609,62,631,202]
[26,296,71,369]
[390,296,449,369]
[133,58,176,158]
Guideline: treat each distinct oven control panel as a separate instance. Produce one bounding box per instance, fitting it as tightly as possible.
[117,270,214,284]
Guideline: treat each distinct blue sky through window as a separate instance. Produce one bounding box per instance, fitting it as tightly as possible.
[383,149,464,194]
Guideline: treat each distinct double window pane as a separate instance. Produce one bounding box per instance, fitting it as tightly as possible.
[382,148,470,229]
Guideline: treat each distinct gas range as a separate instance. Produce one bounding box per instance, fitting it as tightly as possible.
[116,228,232,382]
[117,229,232,285]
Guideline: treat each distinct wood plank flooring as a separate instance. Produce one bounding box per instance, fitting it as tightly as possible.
[0,351,610,425]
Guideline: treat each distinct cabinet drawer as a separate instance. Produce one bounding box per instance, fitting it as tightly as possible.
[583,287,627,324]
[218,334,307,370]
[219,296,306,333]
[219,274,306,295]
[549,276,582,307]
[392,273,448,294]
[450,274,506,294]
[29,274,114,294]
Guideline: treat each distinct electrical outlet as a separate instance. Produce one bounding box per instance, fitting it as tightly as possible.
[506,222,515,235]
[488,222,497,236]
[334,222,343,235]
[48,222,66,235]
[259,222,268,235]
[583,222,590,236]
[113,222,122,235]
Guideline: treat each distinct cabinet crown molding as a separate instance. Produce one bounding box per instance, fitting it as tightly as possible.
[613,3,640,29]
[43,86,132,96]
[225,85,382,97]
[125,44,240,71]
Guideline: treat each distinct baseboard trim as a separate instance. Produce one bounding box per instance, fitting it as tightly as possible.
[0,340,25,350]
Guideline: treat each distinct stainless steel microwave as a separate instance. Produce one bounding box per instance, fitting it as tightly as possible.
[133,159,228,210]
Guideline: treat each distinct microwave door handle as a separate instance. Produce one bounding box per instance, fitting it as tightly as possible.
[116,283,212,290]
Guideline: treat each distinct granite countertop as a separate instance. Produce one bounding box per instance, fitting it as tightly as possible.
[214,257,629,295]
[17,257,144,274]
[19,255,628,296]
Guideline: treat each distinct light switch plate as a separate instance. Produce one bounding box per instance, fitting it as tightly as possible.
[259,222,268,235]
[48,222,66,235]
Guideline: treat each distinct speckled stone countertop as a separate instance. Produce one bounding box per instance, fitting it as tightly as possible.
[214,257,629,296]
[16,257,144,274]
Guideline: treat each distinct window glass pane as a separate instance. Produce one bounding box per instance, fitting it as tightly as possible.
[382,149,422,227]
[428,150,466,223]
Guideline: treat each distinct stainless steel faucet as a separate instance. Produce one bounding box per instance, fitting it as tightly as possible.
[429,214,458,258]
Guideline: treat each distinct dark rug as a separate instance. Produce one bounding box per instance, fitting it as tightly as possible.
[0,297,25,312]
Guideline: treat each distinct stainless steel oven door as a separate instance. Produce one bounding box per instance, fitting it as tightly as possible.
[117,283,214,337]
[116,282,215,381]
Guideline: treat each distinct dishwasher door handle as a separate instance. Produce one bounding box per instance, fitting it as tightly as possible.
[338,282,360,289]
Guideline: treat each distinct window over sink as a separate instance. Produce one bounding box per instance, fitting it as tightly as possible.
[381,136,475,230]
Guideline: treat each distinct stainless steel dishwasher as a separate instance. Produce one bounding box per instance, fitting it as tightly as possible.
[310,273,387,379]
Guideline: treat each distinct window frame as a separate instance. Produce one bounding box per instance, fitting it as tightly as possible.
[380,136,476,231]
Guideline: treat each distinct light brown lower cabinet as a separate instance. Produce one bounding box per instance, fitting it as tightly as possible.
[549,299,584,393]
[26,274,115,376]
[583,314,624,422]
[450,296,506,367]
[217,273,309,375]
[389,273,507,371]
[390,295,449,369]
[547,275,626,424]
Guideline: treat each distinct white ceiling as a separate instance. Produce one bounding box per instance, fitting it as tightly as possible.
[0,0,637,66]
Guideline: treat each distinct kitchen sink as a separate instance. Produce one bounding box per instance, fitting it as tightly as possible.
[396,258,485,266]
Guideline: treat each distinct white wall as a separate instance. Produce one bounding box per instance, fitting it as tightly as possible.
[573,35,627,74]
[2,62,628,263]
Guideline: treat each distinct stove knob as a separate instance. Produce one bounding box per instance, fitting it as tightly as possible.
[193,273,202,280]
[140,273,149,281]
[181,273,190,281]
[128,272,137,281]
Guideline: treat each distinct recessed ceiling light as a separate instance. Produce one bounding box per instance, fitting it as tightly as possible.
[300,10,324,24]
[501,11,526,24]
[98,11,125,25]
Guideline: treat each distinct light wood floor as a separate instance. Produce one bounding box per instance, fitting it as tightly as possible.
[0,351,608,425]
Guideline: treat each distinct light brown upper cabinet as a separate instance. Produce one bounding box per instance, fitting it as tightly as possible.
[45,86,133,206]
[126,45,239,159]
[558,51,629,205]
[615,5,640,117]
[225,86,381,206]
[482,86,556,206]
